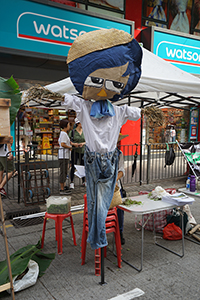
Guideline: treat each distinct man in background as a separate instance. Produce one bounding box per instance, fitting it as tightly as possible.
[0,143,14,197]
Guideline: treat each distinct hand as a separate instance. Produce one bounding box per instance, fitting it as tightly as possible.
[8,153,13,161]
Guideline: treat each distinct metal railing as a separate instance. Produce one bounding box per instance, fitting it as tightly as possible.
[3,142,187,201]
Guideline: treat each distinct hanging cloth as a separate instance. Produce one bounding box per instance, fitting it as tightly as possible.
[170,0,189,33]
[145,0,167,28]
[90,100,115,119]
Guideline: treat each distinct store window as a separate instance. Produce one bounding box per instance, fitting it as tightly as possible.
[142,0,199,36]
[49,0,125,18]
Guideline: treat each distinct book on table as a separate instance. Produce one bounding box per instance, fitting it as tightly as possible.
[162,192,195,206]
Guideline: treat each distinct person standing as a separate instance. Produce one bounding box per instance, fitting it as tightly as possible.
[170,126,176,142]
[0,143,14,197]
[58,119,72,195]
[69,118,86,189]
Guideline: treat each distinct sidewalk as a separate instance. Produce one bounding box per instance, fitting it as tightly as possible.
[1,177,200,300]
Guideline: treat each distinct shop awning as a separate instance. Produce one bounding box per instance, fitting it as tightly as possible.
[21,47,200,109]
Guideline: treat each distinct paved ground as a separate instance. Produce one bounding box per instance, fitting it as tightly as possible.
[1,177,200,300]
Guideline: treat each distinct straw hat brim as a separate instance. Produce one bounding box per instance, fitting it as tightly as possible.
[67,28,133,64]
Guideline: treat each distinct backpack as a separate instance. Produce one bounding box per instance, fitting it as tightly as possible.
[70,129,75,142]
[164,144,175,167]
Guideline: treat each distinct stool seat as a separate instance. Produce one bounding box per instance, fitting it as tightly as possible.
[41,211,77,255]
[81,194,121,275]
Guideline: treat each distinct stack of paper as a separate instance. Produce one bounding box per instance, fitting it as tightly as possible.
[162,192,195,206]
[74,165,85,178]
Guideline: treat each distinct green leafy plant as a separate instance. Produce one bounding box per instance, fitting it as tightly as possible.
[0,240,55,286]
[0,76,21,126]
[123,198,142,206]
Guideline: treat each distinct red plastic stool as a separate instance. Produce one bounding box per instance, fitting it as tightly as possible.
[41,212,77,255]
[81,194,121,275]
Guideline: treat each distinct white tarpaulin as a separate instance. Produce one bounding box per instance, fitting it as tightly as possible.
[22,47,200,108]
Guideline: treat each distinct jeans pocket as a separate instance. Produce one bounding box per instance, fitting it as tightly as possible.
[85,152,95,165]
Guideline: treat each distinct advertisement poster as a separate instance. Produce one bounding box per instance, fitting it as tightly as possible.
[189,108,199,141]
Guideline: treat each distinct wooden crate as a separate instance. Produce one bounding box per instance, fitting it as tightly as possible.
[0,98,13,144]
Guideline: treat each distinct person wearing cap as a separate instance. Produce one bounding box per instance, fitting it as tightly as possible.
[62,29,142,250]
[69,118,86,189]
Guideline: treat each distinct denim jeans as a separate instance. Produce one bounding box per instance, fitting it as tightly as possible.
[84,146,120,250]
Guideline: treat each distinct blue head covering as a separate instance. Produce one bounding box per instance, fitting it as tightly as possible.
[68,36,142,102]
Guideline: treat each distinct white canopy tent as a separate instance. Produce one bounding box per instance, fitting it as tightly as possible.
[21,47,200,109]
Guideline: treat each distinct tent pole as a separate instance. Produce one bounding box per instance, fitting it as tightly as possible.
[17,111,21,203]
[139,101,143,186]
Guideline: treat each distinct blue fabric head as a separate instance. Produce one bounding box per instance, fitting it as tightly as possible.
[68,38,142,102]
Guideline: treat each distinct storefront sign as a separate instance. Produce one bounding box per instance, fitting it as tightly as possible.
[153,30,200,75]
[0,0,133,58]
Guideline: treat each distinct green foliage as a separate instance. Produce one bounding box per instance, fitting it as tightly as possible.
[0,76,21,126]
[123,198,142,206]
[0,240,55,286]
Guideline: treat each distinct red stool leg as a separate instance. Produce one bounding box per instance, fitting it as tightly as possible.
[114,222,122,268]
[41,215,47,249]
[81,228,88,265]
[104,246,107,258]
[95,248,101,276]
[57,215,63,255]
[55,216,58,241]
[69,214,77,246]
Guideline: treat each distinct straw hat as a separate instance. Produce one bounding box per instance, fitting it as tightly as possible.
[67,28,133,64]
[118,133,129,142]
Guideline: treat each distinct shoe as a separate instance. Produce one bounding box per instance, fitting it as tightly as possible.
[82,182,87,187]
[120,232,125,245]
[70,183,74,189]
[0,188,7,197]
[60,189,72,195]
[64,185,71,191]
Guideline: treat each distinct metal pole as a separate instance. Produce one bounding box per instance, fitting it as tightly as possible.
[139,101,144,185]
[17,111,21,203]
[99,247,106,285]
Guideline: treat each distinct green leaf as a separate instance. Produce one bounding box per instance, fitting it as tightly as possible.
[0,76,21,126]
[0,241,55,286]
[32,252,55,277]
[0,245,38,286]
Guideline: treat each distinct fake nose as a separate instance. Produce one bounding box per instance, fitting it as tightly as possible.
[97,88,107,97]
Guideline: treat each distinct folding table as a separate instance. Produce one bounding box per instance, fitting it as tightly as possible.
[118,194,185,272]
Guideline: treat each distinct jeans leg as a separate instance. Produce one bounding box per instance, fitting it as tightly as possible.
[84,147,119,250]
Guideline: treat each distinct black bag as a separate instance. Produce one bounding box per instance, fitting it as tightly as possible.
[166,208,188,235]
[164,144,175,168]
[120,179,126,198]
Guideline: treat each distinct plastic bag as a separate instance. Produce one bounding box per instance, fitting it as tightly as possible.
[9,260,39,293]
[163,223,182,240]
[46,196,71,214]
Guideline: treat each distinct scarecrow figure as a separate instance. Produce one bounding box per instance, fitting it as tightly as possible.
[62,28,142,250]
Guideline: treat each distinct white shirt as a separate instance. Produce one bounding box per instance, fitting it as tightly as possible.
[62,94,141,153]
[58,131,71,159]
[0,144,8,157]
[117,151,125,190]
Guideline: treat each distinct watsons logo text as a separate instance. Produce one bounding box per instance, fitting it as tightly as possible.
[33,21,86,42]
[17,12,102,46]
[166,47,200,62]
